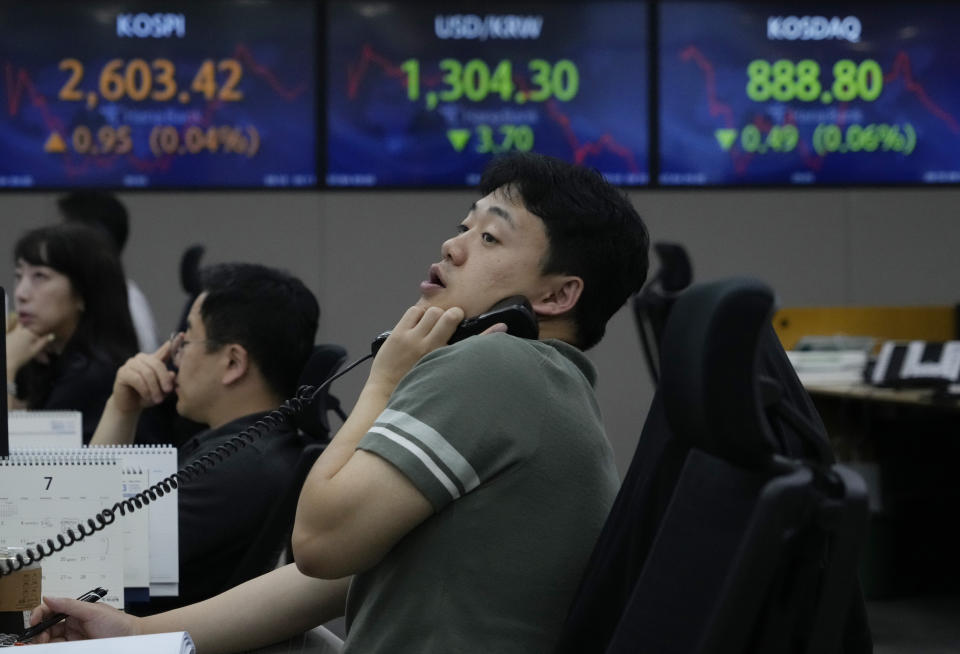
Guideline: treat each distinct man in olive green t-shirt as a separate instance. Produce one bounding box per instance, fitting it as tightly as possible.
[346,333,618,653]
[29,152,650,654]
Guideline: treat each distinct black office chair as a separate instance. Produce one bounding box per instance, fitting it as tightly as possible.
[294,344,349,442]
[175,243,205,333]
[631,241,693,384]
[557,277,871,654]
[223,441,326,588]
[222,345,349,582]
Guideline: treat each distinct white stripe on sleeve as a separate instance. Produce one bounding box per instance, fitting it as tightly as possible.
[368,426,462,501]
[378,409,481,492]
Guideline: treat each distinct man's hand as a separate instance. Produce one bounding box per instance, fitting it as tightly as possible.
[111,340,176,414]
[6,317,55,376]
[292,304,507,578]
[27,596,140,644]
[366,305,465,396]
[292,305,463,577]
[90,341,175,446]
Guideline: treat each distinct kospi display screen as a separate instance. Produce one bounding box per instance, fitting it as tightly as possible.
[325,1,650,187]
[658,2,960,186]
[0,1,317,189]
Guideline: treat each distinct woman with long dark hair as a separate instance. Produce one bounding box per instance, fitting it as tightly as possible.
[6,223,139,443]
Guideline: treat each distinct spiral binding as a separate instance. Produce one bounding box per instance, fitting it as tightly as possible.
[0,351,373,578]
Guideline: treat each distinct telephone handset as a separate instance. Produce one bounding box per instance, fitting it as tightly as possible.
[0,297,537,578]
[371,295,539,355]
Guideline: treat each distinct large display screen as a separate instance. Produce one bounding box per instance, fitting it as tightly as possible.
[0,1,317,189]
[325,1,650,187]
[658,2,960,185]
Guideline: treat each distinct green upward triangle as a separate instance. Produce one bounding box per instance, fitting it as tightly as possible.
[714,129,737,151]
[447,129,471,152]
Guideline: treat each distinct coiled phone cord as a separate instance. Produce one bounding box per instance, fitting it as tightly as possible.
[0,352,373,577]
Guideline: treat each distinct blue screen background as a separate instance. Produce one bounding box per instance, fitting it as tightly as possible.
[325,1,649,187]
[0,1,316,189]
[658,2,960,185]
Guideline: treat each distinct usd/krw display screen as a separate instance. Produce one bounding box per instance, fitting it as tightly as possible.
[0,1,316,189]
[658,2,960,185]
[326,1,649,187]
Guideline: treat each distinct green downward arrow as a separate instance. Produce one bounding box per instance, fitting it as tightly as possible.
[714,129,737,151]
[447,129,471,152]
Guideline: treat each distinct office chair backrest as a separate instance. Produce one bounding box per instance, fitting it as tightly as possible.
[556,277,871,654]
[220,344,347,588]
[632,241,693,384]
[175,244,205,333]
[654,242,693,294]
[657,277,835,470]
[295,344,349,442]
[225,441,325,589]
[658,278,778,468]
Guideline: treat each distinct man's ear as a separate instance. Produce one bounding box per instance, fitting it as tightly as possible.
[221,344,249,386]
[532,275,583,317]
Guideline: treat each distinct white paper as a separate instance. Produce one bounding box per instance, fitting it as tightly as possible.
[23,631,195,653]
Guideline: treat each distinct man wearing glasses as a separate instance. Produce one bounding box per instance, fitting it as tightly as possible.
[89,262,320,612]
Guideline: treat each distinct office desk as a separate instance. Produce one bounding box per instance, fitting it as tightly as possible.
[805,382,960,464]
[804,383,960,598]
[805,383,960,412]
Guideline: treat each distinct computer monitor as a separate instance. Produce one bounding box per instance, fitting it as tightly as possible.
[658,1,960,186]
[0,0,318,189]
[325,1,650,187]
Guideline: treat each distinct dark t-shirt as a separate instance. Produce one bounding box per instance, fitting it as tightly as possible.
[15,347,117,444]
[173,411,303,606]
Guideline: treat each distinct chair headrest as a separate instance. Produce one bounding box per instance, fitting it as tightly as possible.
[653,242,693,293]
[179,244,205,295]
[659,278,777,468]
[296,344,348,440]
[299,344,348,387]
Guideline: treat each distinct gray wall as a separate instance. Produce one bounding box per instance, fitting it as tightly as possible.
[3,187,959,475]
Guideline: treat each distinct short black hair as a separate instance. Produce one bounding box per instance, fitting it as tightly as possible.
[57,191,129,253]
[479,152,650,350]
[198,263,319,398]
[14,223,138,365]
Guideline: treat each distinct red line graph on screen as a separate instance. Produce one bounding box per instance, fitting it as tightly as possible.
[346,45,409,99]
[679,45,821,174]
[344,44,641,172]
[3,43,307,178]
[678,45,960,175]
[884,52,960,134]
[232,44,308,102]
[5,64,53,122]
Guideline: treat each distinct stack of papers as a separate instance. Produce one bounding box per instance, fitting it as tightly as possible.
[786,350,868,386]
[8,410,82,449]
